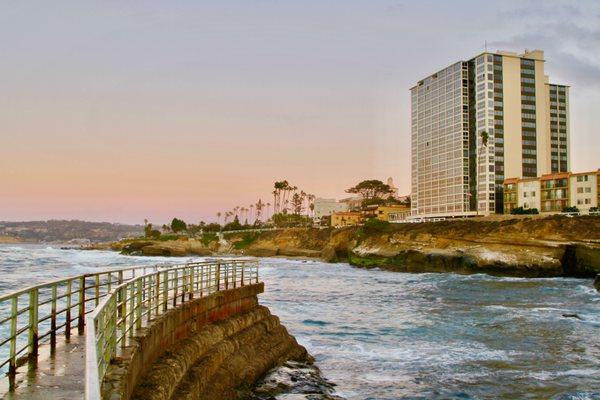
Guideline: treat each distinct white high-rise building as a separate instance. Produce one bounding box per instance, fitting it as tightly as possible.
[410,49,570,218]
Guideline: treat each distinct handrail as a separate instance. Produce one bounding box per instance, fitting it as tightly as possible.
[0,263,174,383]
[0,258,258,396]
[85,259,258,399]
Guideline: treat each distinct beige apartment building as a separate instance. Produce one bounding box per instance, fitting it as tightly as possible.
[503,170,599,214]
[313,198,348,220]
[331,212,363,228]
[410,49,570,219]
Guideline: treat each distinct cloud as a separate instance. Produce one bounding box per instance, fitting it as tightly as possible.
[490,4,600,89]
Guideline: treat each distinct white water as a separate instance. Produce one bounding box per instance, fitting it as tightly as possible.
[1,245,599,399]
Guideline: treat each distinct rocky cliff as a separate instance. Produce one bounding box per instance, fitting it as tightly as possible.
[106,215,600,278]
[243,216,600,278]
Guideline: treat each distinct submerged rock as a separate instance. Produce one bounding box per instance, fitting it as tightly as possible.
[594,274,600,292]
[561,313,583,320]
[248,361,344,400]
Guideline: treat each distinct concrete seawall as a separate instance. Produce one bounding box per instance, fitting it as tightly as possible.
[101,283,310,400]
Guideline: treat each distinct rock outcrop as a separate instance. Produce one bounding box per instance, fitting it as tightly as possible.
[119,239,213,257]
[102,284,311,400]
[239,216,600,278]
[107,215,600,278]
[131,306,310,400]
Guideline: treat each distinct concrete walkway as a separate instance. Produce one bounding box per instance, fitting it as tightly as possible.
[1,333,85,400]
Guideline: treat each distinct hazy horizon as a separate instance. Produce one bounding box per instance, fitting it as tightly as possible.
[2,1,599,225]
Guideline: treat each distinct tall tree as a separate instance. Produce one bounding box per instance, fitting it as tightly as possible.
[171,218,187,233]
[346,180,394,200]
[307,194,315,217]
[255,199,264,222]
[291,192,304,215]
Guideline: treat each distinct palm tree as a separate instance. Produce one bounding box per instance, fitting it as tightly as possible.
[477,130,490,215]
[266,202,271,220]
[255,199,263,223]
[216,212,222,224]
[283,184,297,213]
[307,194,315,217]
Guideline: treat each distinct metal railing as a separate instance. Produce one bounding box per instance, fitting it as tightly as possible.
[0,263,170,384]
[85,259,258,400]
[0,258,259,399]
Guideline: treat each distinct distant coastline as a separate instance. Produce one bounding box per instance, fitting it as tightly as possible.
[0,220,142,244]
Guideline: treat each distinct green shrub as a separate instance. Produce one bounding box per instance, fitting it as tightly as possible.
[271,213,312,228]
[355,218,391,241]
[232,232,260,249]
[200,233,218,246]
[562,206,580,213]
[362,218,391,232]
[204,223,221,232]
[223,216,243,231]
[148,229,161,239]
[158,234,180,241]
[511,207,539,215]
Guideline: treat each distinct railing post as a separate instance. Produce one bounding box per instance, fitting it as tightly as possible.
[146,275,152,324]
[51,283,57,349]
[136,279,142,330]
[240,264,245,286]
[173,269,178,307]
[9,297,18,380]
[155,272,160,317]
[200,265,204,297]
[189,266,194,300]
[232,263,236,288]
[66,280,72,338]
[216,262,221,291]
[94,274,100,307]
[224,263,229,290]
[110,297,117,356]
[181,268,186,303]
[162,271,168,312]
[128,284,135,337]
[78,276,85,334]
[120,287,127,347]
[28,288,39,358]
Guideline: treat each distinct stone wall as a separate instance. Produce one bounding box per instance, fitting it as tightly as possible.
[101,283,309,400]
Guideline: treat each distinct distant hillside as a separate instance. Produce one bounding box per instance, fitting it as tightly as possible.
[0,220,143,243]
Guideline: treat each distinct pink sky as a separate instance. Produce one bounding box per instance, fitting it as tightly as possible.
[1,2,599,224]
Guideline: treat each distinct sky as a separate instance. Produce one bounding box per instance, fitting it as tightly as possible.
[1,0,599,224]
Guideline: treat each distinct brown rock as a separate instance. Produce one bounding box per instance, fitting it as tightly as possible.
[278,246,321,258]
[320,246,337,262]
[245,246,279,257]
